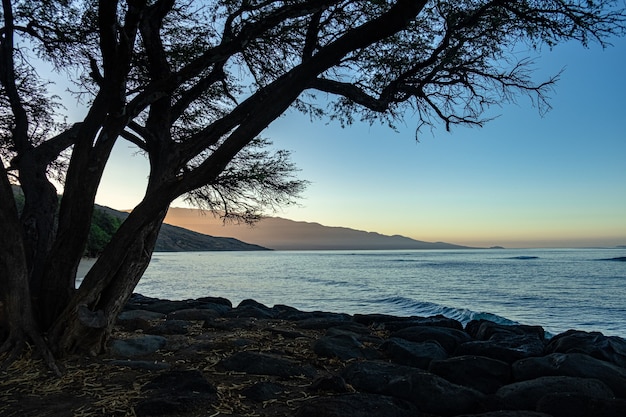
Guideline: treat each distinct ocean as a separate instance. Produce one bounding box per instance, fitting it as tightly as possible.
[125,248,626,338]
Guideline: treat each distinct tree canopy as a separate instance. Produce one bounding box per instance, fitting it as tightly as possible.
[1,0,624,372]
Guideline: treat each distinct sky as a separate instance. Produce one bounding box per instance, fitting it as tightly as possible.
[93,37,626,249]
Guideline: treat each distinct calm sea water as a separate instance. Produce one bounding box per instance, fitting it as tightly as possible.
[130,248,625,338]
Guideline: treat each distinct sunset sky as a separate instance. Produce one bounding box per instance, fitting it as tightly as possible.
[93,37,626,249]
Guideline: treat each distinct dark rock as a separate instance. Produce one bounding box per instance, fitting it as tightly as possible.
[125,293,160,308]
[536,392,626,417]
[513,352,626,398]
[295,393,419,417]
[391,325,472,353]
[196,296,233,308]
[342,360,485,416]
[118,309,166,321]
[109,335,167,357]
[126,294,231,311]
[429,355,511,394]
[353,313,414,326]
[144,369,217,394]
[147,319,190,335]
[326,324,384,345]
[455,332,545,363]
[381,338,448,369]
[359,314,463,332]
[546,330,626,369]
[313,334,381,361]
[193,301,232,315]
[295,313,353,329]
[166,308,219,321]
[267,327,308,339]
[325,322,372,336]
[309,375,351,393]
[225,299,277,319]
[457,412,552,417]
[108,359,170,371]
[136,370,217,416]
[271,303,304,317]
[466,320,545,341]
[240,382,286,402]
[495,376,614,410]
[225,304,277,319]
[217,351,316,378]
[135,398,184,417]
[117,317,152,332]
[139,300,198,315]
[203,317,257,330]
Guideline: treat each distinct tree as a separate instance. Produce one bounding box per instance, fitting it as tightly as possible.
[1,0,624,372]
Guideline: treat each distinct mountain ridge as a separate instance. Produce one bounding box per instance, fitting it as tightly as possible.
[163,207,476,250]
[99,205,269,252]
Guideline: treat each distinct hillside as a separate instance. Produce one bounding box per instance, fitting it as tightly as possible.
[98,206,269,252]
[164,207,474,250]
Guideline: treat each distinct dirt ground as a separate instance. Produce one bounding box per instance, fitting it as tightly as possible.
[1,318,353,417]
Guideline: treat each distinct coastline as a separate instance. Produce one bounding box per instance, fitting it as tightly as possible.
[3,294,626,417]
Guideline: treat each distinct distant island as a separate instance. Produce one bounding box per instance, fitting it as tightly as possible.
[162,207,476,251]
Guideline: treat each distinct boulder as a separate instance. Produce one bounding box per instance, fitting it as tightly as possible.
[455,332,545,363]
[308,375,351,393]
[325,323,380,342]
[217,351,316,378]
[146,319,190,335]
[275,308,351,325]
[325,324,368,336]
[117,317,152,332]
[240,382,287,402]
[366,315,464,332]
[536,392,626,417]
[313,334,381,361]
[342,361,484,416]
[109,335,167,357]
[195,295,233,308]
[381,338,448,369]
[295,393,419,417]
[390,325,472,353]
[225,299,277,319]
[203,317,257,330]
[109,359,170,371]
[512,352,626,398]
[117,309,165,321]
[138,300,201,315]
[546,330,626,369]
[131,297,231,315]
[429,355,511,394]
[136,370,216,417]
[457,412,552,417]
[466,320,545,341]
[166,308,219,321]
[495,376,614,410]
[295,313,353,329]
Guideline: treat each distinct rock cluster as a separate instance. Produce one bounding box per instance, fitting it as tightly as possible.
[113,294,626,417]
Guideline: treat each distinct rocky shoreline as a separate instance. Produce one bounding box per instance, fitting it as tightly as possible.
[3,294,626,417]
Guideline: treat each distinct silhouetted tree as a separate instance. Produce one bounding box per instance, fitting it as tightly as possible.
[1,0,624,372]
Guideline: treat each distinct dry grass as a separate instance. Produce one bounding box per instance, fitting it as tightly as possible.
[0,318,349,417]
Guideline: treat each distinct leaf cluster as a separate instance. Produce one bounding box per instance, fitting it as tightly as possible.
[85,209,122,257]
[2,0,625,221]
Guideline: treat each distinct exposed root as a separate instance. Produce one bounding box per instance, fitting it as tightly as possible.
[0,329,62,377]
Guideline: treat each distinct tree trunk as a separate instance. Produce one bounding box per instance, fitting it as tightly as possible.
[0,162,60,374]
[48,206,168,357]
[16,153,60,317]
[39,118,121,330]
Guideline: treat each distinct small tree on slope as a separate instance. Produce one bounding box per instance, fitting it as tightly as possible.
[0,0,624,372]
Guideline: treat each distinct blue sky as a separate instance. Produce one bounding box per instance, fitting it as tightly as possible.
[95,36,626,248]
